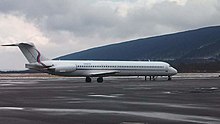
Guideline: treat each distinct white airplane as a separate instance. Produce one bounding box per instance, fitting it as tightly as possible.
[2,42,177,82]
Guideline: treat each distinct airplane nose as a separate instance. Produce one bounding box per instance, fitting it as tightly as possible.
[169,67,178,75]
[173,68,178,74]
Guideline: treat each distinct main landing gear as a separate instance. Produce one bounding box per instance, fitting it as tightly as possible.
[85,77,103,83]
[97,77,103,83]
[85,77,92,83]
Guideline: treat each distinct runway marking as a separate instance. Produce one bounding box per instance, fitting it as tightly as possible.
[88,94,124,98]
[123,87,152,90]
[195,87,218,91]
[0,80,39,85]
[121,122,146,124]
[1,107,218,123]
[28,108,220,123]
[162,91,172,94]
[0,84,13,86]
[100,101,212,110]
[0,107,24,110]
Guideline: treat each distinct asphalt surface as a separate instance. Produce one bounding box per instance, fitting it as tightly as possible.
[0,75,220,124]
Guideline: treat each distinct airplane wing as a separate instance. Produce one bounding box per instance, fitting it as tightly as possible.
[89,70,120,77]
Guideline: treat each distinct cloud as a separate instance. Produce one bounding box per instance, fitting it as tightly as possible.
[0,13,50,70]
[0,14,49,46]
[0,0,220,70]
[169,0,188,6]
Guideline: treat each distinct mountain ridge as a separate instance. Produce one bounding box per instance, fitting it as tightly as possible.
[56,26,220,72]
[57,26,220,61]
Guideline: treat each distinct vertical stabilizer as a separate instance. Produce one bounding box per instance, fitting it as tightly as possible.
[2,42,49,63]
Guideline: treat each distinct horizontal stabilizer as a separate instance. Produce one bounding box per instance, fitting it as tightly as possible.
[1,44,19,46]
[25,63,53,69]
[1,42,35,47]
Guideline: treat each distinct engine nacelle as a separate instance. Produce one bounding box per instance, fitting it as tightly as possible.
[52,65,77,73]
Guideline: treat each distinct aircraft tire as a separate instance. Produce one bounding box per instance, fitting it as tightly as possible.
[97,77,103,83]
[86,77,92,83]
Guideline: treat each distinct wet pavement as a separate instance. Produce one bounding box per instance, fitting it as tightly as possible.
[0,75,220,124]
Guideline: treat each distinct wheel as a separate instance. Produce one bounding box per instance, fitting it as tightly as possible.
[85,77,92,82]
[168,76,172,81]
[97,77,103,83]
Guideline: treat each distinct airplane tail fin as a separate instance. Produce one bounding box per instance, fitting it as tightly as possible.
[2,42,49,63]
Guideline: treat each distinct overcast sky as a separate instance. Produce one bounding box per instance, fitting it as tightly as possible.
[0,0,220,70]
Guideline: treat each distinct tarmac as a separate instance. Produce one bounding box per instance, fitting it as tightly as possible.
[0,73,220,124]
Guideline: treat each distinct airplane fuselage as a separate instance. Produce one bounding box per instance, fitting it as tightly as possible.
[32,60,177,77]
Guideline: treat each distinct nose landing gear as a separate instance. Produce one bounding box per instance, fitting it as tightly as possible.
[168,76,172,80]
